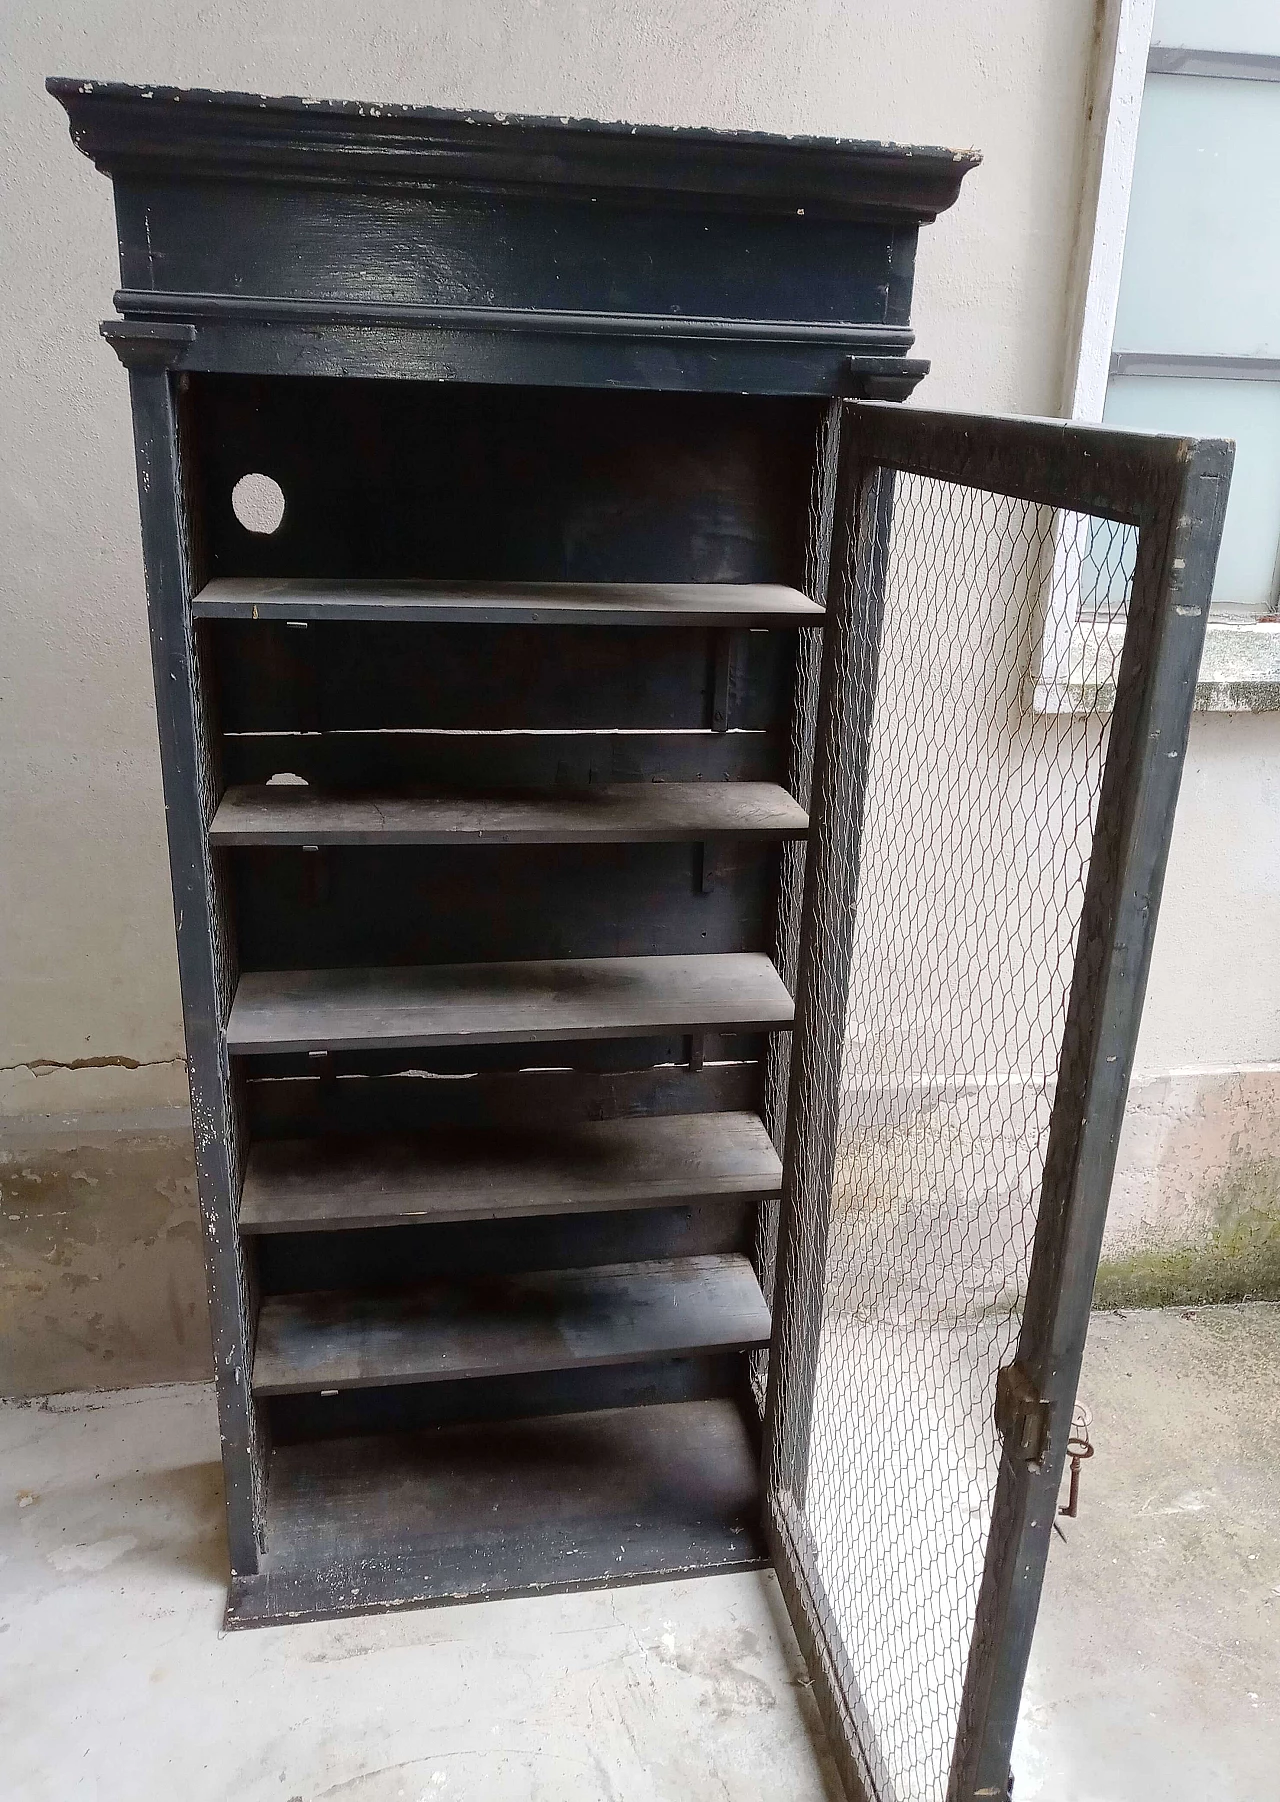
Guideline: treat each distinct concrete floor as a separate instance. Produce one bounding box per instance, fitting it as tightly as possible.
[3,1304,1277,1801]
[1013,1302,1280,1802]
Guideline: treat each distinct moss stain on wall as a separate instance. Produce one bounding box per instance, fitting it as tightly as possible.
[1094,1154,1280,1308]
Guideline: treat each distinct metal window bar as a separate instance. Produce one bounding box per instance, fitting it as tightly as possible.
[765,402,1231,1802]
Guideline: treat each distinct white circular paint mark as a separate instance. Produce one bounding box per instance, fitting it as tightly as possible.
[231,472,286,535]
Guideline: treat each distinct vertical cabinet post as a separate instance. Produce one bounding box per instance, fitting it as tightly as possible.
[764,450,895,1504]
[124,358,262,1575]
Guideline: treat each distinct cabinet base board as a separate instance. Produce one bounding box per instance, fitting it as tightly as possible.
[224,1395,766,1629]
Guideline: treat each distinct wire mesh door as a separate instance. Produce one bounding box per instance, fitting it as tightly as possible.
[764,403,1231,1802]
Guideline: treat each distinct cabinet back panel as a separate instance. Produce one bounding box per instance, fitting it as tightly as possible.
[265,1354,749,1444]
[211,620,794,734]
[239,1031,766,1085]
[219,729,786,789]
[231,841,774,969]
[255,1202,752,1294]
[244,1061,761,1139]
[188,378,817,586]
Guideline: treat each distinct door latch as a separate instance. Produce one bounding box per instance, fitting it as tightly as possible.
[994,1361,1050,1466]
[1058,1404,1094,1518]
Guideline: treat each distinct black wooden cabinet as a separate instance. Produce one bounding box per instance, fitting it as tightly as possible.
[54,77,1232,1802]
[52,79,972,1627]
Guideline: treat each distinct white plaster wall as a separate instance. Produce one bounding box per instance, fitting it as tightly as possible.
[1,0,1102,1115]
[2,0,1278,1125]
[1135,713,1280,1073]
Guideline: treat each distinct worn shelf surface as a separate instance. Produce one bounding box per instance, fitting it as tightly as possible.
[211,780,809,846]
[252,1251,770,1395]
[193,577,824,627]
[239,1110,783,1234]
[226,952,795,1054]
[225,1396,765,1627]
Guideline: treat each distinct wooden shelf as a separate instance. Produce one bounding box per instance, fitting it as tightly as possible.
[193,576,823,627]
[211,780,809,847]
[252,1252,770,1395]
[225,1397,765,1627]
[226,951,795,1055]
[239,1110,783,1234]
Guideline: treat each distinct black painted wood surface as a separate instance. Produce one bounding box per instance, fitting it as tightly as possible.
[263,1354,749,1444]
[210,622,794,733]
[227,953,796,1054]
[230,843,777,969]
[253,1252,771,1394]
[244,1060,762,1139]
[226,1397,766,1627]
[186,381,817,591]
[219,729,791,791]
[240,1110,782,1233]
[254,1202,757,1297]
[51,79,978,397]
[55,76,973,1625]
[212,781,809,847]
[195,578,823,626]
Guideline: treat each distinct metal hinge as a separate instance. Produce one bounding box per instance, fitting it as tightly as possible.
[994,1361,1050,1466]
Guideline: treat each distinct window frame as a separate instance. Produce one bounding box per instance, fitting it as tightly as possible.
[1039,0,1280,714]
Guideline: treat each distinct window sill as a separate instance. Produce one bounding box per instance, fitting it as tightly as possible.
[1033,619,1280,716]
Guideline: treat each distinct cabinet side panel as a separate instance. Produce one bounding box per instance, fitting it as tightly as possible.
[756,400,842,1407]
[126,368,263,1574]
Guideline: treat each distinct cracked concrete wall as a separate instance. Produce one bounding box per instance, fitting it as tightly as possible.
[1105,716,1280,1301]
[0,1114,212,1395]
[1097,1066,1280,1307]
[2,0,1278,1393]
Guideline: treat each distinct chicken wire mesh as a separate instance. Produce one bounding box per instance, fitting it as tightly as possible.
[768,464,1137,1802]
[757,401,843,1398]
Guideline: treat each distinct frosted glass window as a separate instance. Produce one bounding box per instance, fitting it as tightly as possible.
[1154,0,1280,56]
[1104,377,1280,613]
[1113,75,1280,357]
